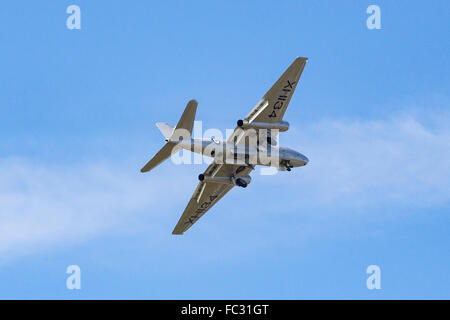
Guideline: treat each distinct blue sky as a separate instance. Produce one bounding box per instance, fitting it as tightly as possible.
[0,1,449,299]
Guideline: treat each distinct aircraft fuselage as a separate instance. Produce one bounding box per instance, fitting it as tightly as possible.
[168,138,309,170]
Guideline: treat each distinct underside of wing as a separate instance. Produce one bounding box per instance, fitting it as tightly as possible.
[247,57,307,123]
[228,57,307,146]
[172,163,253,235]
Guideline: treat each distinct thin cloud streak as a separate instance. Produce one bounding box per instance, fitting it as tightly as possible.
[1,113,450,259]
[285,114,450,207]
[0,160,187,261]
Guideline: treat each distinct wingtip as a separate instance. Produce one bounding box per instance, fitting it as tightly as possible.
[295,56,308,62]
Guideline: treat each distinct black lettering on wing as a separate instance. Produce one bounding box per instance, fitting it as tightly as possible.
[273,101,283,110]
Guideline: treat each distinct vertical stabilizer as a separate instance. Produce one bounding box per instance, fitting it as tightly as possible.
[174,99,198,137]
[141,99,198,173]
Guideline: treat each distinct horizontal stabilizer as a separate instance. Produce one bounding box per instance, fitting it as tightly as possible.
[140,142,179,173]
[156,122,175,140]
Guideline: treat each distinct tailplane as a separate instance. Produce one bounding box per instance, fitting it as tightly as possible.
[140,142,179,173]
[155,122,174,141]
[141,99,198,173]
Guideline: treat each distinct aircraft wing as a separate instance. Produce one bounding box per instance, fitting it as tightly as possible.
[172,162,253,235]
[228,57,307,145]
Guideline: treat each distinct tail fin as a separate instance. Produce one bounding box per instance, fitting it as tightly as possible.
[141,99,198,173]
[174,99,197,137]
[155,99,197,140]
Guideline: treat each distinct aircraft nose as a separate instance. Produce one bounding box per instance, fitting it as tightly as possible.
[290,153,309,167]
[303,155,309,164]
[299,154,309,166]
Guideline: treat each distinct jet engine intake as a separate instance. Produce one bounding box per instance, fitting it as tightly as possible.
[234,176,251,188]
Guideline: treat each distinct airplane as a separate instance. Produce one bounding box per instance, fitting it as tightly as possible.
[141,57,309,234]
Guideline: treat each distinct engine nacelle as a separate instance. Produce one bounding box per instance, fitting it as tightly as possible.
[198,174,231,184]
[237,119,289,132]
[198,174,251,188]
[233,175,251,188]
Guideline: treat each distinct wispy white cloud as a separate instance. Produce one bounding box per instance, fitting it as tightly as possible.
[1,112,450,260]
[283,113,450,207]
[0,160,190,261]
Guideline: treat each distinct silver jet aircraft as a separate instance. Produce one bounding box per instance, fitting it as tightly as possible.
[141,57,309,234]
